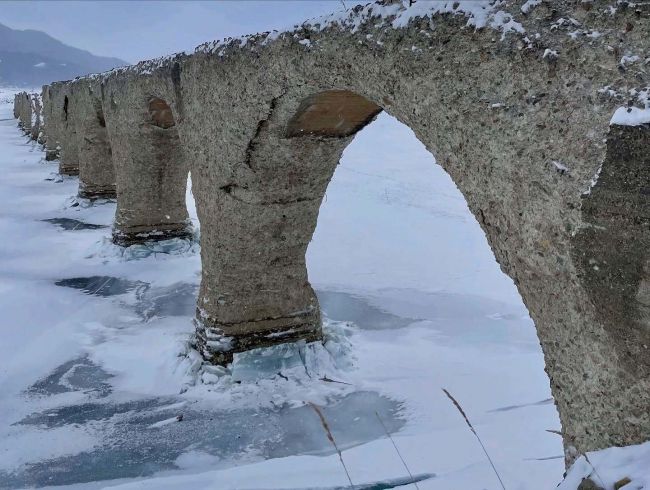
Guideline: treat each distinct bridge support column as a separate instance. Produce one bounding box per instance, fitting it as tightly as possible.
[560,122,650,459]
[102,76,191,245]
[191,90,381,364]
[42,85,60,161]
[53,84,80,176]
[30,93,42,142]
[70,80,116,199]
[18,93,32,135]
[13,94,20,120]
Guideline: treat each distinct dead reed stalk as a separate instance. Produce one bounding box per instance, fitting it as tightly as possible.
[375,411,419,489]
[442,388,506,490]
[308,401,355,488]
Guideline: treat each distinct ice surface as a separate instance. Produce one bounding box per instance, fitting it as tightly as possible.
[316,290,418,330]
[4,383,403,487]
[42,217,108,230]
[26,355,113,398]
[55,276,150,297]
[136,282,198,320]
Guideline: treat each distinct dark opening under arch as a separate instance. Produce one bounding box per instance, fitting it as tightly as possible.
[148,97,176,129]
[286,90,382,138]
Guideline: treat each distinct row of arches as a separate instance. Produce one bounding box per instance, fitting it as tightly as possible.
[14,0,650,462]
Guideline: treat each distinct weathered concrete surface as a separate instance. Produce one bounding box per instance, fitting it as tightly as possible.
[173,0,650,458]
[41,85,60,161]
[50,81,80,175]
[13,94,20,120]
[17,92,32,134]
[33,0,650,461]
[101,58,191,245]
[68,78,116,198]
[30,93,42,142]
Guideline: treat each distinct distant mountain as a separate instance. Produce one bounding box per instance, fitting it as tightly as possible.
[0,22,128,87]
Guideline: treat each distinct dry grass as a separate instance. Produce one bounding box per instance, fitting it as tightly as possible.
[308,401,355,488]
[375,411,419,489]
[442,388,506,490]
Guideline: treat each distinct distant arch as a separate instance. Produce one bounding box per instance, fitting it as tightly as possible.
[148,97,176,129]
[286,90,382,138]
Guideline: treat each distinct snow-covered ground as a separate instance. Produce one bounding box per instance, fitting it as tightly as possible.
[0,87,569,489]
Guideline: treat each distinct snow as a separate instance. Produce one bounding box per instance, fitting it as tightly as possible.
[6,86,645,489]
[551,160,570,173]
[543,48,559,60]
[582,163,602,197]
[521,0,542,14]
[148,416,182,429]
[196,0,525,57]
[620,54,640,66]
[558,441,650,490]
[610,106,650,126]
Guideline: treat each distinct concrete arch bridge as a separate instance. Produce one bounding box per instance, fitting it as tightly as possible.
[13,0,650,461]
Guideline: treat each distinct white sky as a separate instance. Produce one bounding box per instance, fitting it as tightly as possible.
[0,1,367,63]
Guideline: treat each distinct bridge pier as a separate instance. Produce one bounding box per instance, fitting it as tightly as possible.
[51,82,80,175]
[102,69,191,245]
[13,94,20,120]
[41,86,60,161]
[30,93,42,142]
[69,79,116,199]
[186,88,382,364]
[17,92,32,134]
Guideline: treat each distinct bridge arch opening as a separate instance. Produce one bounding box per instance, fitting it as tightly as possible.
[282,89,525,303]
[305,109,524,305]
[196,87,536,365]
[300,93,564,477]
[192,83,650,459]
[148,97,176,129]
[286,90,382,138]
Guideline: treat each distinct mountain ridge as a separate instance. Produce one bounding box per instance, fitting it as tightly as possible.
[0,22,128,87]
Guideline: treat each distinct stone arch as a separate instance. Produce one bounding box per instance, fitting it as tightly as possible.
[148,97,176,129]
[101,70,191,245]
[190,85,515,365]
[285,90,382,138]
[30,92,42,142]
[176,0,650,458]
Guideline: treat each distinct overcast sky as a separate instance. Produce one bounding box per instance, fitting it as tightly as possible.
[1,1,367,64]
